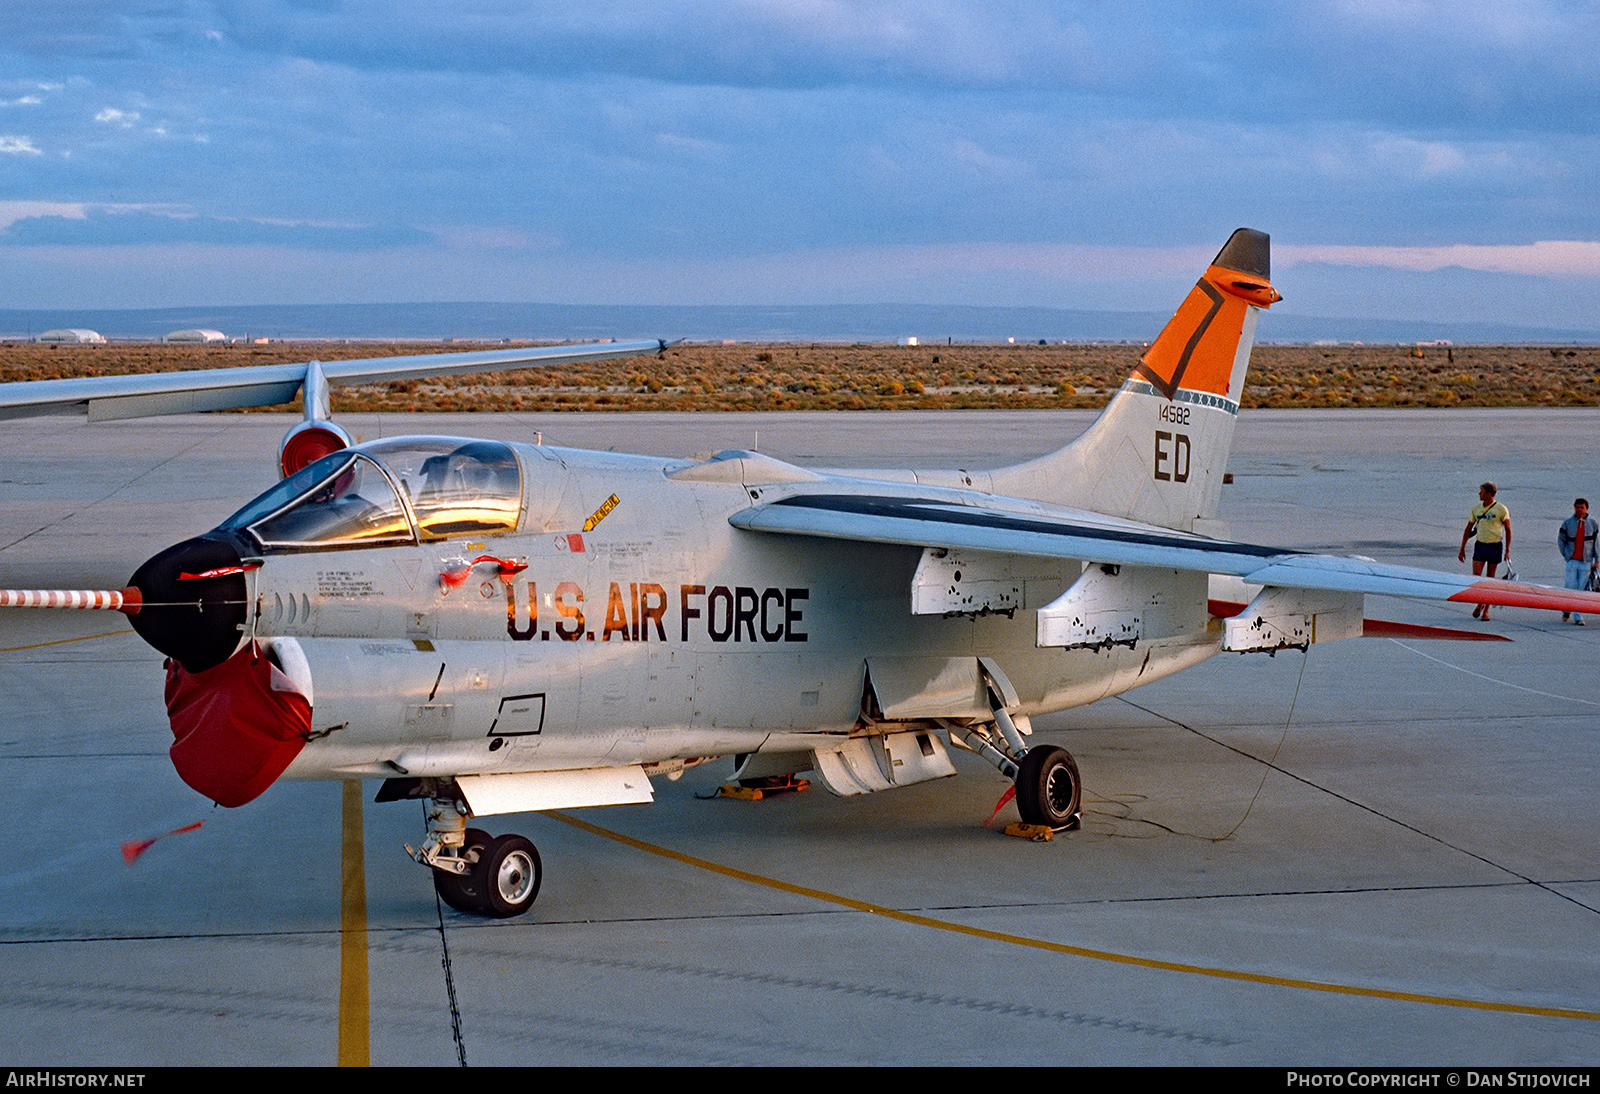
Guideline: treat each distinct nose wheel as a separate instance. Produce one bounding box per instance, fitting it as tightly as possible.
[430,831,543,917]
[405,788,545,918]
[476,834,542,918]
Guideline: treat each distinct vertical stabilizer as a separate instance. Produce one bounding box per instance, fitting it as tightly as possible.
[988,228,1279,532]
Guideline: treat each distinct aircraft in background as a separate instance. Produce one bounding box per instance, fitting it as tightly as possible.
[5,229,1597,918]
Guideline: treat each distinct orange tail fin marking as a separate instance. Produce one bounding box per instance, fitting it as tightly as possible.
[1133,263,1279,401]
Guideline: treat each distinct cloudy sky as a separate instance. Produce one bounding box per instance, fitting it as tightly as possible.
[3,2,1599,330]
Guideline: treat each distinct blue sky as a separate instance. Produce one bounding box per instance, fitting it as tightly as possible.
[3,2,1599,330]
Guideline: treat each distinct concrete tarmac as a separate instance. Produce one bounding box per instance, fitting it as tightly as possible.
[1,408,1598,1066]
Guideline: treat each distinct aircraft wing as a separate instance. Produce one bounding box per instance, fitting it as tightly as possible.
[0,340,666,421]
[730,492,1600,615]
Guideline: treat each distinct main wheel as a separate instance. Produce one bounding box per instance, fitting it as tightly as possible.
[1014,746,1081,829]
[475,834,542,918]
[432,827,491,913]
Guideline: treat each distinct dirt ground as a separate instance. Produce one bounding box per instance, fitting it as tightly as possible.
[3,340,1597,413]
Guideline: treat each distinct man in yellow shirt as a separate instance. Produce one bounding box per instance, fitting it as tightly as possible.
[1458,481,1511,620]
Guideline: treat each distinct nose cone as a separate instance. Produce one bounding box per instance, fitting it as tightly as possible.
[127,533,252,672]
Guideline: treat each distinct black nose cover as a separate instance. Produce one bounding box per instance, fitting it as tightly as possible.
[127,533,252,672]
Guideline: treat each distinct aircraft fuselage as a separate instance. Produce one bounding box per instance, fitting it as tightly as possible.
[239,440,1220,783]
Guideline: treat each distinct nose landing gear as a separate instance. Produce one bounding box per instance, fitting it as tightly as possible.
[395,783,544,918]
[475,835,541,918]
[431,827,490,913]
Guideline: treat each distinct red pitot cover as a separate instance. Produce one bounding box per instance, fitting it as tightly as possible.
[166,641,312,807]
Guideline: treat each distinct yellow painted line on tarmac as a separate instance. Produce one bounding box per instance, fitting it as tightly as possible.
[548,810,1600,1023]
[338,779,370,1066]
[0,628,132,652]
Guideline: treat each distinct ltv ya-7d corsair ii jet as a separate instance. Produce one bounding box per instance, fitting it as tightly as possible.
[6,229,1598,918]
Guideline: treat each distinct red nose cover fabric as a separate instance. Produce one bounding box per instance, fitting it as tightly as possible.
[166,642,312,807]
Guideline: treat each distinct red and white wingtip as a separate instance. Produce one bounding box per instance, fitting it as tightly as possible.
[1449,580,1600,615]
[0,588,142,614]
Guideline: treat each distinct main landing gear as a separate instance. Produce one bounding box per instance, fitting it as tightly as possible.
[1013,745,1082,829]
[945,719,1082,830]
[399,790,543,918]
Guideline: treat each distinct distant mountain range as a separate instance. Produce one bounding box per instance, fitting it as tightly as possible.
[1,302,1595,345]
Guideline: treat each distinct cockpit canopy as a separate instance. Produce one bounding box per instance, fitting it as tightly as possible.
[219,438,523,550]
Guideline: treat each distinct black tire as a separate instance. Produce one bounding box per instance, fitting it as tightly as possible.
[432,827,491,913]
[475,834,542,918]
[1014,746,1081,829]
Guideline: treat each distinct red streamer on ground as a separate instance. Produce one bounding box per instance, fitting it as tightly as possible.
[121,821,205,865]
[986,785,1016,828]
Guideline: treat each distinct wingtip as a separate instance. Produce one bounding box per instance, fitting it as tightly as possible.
[1450,579,1600,614]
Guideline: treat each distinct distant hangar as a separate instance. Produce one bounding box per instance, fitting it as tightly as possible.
[35,329,106,344]
[163,329,228,343]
